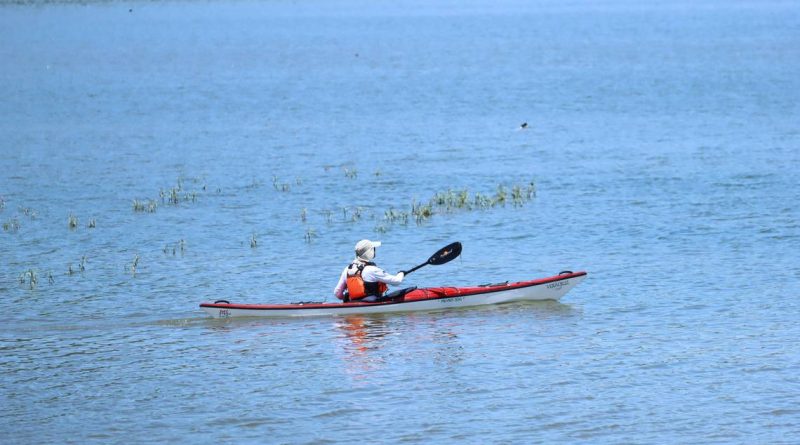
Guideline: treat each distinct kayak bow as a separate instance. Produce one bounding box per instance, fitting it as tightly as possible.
[199,271,587,318]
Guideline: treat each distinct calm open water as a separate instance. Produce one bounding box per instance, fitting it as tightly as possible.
[2,0,799,443]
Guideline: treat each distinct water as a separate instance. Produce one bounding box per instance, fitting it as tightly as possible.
[2,0,799,443]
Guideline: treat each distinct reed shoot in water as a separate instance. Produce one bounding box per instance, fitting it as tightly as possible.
[3,217,20,232]
[304,228,317,243]
[131,255,140,275]
[19,269,37,289]
[133,199,158,213]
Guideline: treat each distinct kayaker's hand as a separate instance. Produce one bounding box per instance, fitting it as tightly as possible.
[397,272,405,282]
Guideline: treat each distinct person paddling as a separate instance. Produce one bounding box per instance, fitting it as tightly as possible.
[333,240,405,302]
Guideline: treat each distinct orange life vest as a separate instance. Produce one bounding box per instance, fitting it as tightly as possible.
[345,263,388,301]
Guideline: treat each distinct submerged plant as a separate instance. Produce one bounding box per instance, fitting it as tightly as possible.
[131,255,140,275]
[163,239,186,255]
[20,207,37,219]
[376,180,537,231]
[272,175,290,192]
[385,208,409,224]
[158,176,203,205]
[494,185,508,206]
[133,199,158,213]
[304,228,317,243]
[3,217,20,233]
[411,201,434,224]
[19,269,37,289]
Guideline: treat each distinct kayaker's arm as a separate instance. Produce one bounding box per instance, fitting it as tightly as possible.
[364,267,405,286]
[333,267,348,300]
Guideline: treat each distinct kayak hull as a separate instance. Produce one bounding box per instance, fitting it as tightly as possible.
[200,271,587,318]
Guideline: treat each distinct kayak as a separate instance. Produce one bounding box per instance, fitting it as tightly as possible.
[199,270,587,318]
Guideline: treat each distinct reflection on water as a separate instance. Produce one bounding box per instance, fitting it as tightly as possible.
[334,316,391,379]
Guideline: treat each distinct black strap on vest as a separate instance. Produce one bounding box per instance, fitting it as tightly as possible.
[347,262,382,298]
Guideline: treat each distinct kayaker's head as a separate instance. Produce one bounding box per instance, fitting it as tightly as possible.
[355,239,381,262]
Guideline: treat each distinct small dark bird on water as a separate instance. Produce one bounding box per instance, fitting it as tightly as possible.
[520,122,528,129]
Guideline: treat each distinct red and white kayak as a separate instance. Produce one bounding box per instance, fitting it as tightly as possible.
[199,271,587,318]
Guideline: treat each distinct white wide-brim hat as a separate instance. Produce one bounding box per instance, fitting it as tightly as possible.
[355,239,381,261]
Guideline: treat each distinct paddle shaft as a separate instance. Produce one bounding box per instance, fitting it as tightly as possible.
[404,262,428,275]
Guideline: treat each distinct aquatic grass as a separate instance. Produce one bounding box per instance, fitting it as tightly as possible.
[19,269,37,289]
[132,175,209,214]
[246,178,263,189]
[304,228,317,243]
[377,181,537,231]
[473,192,493,209]
[250,234,258,248]
[133,199,158,213]
[300,208,307,223]
[339,207,365,223]
[272,175,291,192]
[344,168,358,179]
[130,255,140,275]
[158,176,203,205]
[511,182,536,206]
[385,208,409,225]
[87,218,96,228]
[351,207,362,222]
[3,217,21,233]
[411,201,434,223]
[68,214,78,230]
[20,207,37,219]
[162,240,185,255]
[161,187,197,205]
[494,185,508,206]
[69,256,86,274]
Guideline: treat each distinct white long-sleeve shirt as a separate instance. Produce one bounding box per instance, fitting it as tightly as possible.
[333,262,404,300]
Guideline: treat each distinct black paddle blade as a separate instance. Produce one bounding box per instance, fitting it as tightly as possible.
[427,241,462,265]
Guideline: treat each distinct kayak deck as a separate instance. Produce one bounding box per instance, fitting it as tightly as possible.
[200,271,587,318]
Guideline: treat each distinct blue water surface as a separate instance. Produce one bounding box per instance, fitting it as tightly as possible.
[1,0,799,443]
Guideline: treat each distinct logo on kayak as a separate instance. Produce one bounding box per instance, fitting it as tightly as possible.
[219,309,230,318]
[547,280,569,290]
[440,296,465,304]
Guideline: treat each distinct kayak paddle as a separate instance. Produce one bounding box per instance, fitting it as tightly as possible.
[402,241,462,276]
